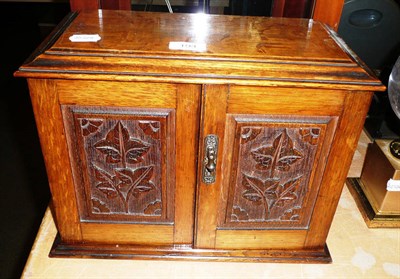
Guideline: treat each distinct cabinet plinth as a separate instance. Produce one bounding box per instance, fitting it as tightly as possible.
[15,10,385,263]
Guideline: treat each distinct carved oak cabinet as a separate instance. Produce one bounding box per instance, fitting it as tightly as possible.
[16,10,384,262]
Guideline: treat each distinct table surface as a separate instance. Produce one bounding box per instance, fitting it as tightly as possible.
[22,184,400,278]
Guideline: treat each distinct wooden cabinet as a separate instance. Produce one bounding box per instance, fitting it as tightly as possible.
[15,10,384,262]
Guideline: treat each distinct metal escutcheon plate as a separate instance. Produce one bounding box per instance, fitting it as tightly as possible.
[202,134,219,184]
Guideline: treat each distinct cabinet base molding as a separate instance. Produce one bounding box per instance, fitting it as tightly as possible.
[50,235,331,263]
[346,178,400,228]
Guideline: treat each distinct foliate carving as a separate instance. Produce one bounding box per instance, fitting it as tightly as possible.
[139,121,161,139]
[86,119,161,217]
[144,200,162,215]
[94,121,150,165]
[75,115,166,220]
[280,206,301,221]
[231,206,249,221]
[251,129,303,174]
[299,128,320,145]
[91,198,111,213]
[241,173,302,220]
[63,106,174,223]
[241,127,262,144]
[80,119,103,136]
[229,125,323,225]
[92,165,157,214]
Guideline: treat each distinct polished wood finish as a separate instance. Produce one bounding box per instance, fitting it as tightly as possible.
[304,91,374,248]
[69,0,344,30]
[50,234,332,263]
[173,84,201,244]
[27,79,82,243]
[19,12,380,90]
[16,10,384,262]
[195,84,229,248]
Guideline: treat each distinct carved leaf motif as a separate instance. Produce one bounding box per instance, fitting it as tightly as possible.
[94,121,150,164]
[251,130,303,172]
[240,127,262,144]
[251,148,274,170]
[130,166,155,197]
[80,119,103,136]
[96,183,118,199]
[125,139,151,164]
[114,168,134,192]
[242,174,279,204]
[115,166,155,199]
[273,176,302,208]
[139,121,161,139]
[231,206,249,221]
[276,153,303,171]
[144,200,162,215]
[94,165,113,182]
[299,128,320,145]
[93,166,118,198]
[92,165,155,213]
[280,206,301,221]
[240,173,302,220]
[91,198,111,213]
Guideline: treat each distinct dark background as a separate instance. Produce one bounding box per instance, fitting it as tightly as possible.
[0,3,70,278]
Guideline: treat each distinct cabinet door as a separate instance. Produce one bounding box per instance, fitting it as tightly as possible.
[31,79,200,246]
[196,85,352,250]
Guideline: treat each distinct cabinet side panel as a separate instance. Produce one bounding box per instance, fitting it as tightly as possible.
[27,79,82,242]
[305,91,374,248]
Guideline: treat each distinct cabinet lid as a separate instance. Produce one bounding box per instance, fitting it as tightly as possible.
[16,10,384,90]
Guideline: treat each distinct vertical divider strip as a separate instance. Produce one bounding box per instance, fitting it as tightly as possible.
[174,84,202,245]
[195,84,229,249]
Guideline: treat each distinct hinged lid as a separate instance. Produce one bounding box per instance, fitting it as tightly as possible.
[16,10,385,90]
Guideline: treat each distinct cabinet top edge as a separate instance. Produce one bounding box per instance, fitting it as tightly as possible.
[15,10,384,90]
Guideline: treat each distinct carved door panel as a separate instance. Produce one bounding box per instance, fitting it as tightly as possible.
[63,107,173,222]
[59,80,200,245]
[195,85,340,249]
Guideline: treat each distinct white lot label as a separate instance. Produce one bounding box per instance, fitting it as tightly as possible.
[387,179,400,191]
[169,41,206,52]
[69,34,101,42]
